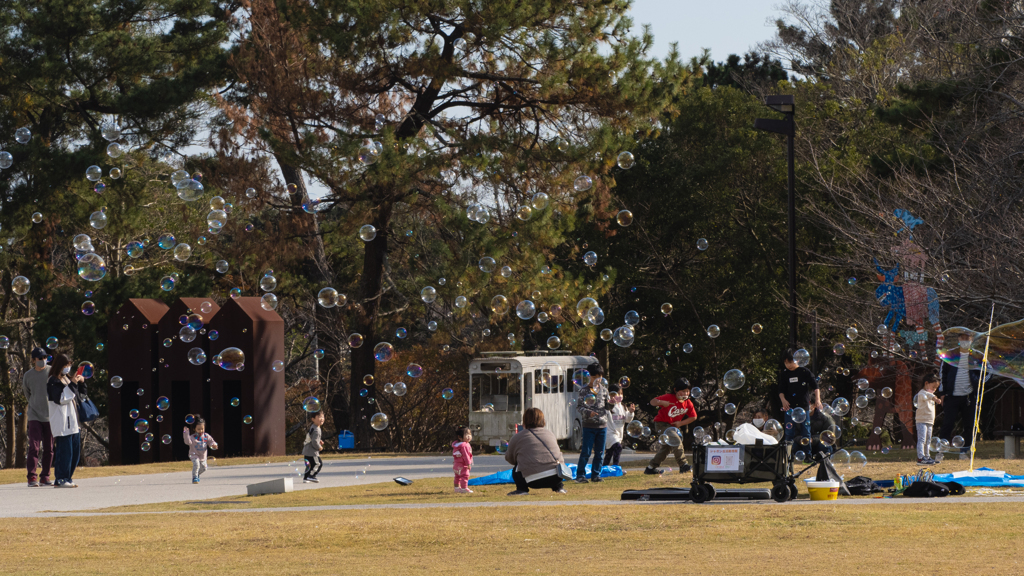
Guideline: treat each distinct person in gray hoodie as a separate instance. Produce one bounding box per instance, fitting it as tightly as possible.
[23,347,52,487]
[574,363,610,483]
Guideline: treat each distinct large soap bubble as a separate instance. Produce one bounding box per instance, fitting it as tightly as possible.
[318,287,343,308]
[616,210,633,227]
[723,369,745,390]
[490,295,509,315]
[77,253,106,281]
[187,348,207,365]
[790,407,807,423]
[612,326,635,347]
[215,347,245,371]
[793,348,811,367]
[370,412,389,431]
[706,324,720,338]
[420,286,437,303]
[585,307,605,325]
[478,257,497,273]
[373,342,395,362]
[626,420,644,438]
[176,177,204,201]
[515,300,536,320]
[11,276,30,295]
[616,151,635,169]
[762,419,783,441]
[575,297,598,319]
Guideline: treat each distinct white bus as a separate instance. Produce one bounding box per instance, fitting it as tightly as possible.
[467,351,598,451]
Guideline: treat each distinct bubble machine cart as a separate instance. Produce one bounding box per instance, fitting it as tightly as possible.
[690,439,796,503]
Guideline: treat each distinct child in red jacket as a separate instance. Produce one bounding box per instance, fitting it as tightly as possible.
[452,427,474,494]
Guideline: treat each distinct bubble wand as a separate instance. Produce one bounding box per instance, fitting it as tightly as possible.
[969,303,996,472]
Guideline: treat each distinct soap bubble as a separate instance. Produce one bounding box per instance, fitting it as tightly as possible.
[215,347,244,370]
[348,333,364,348]
[819,430,837,446]
[406,363,423,378]
[575,298,598,319]
[157,234,176,250]
[660,303,673,315]
[77,361,94,378]
[478,257,497,273]
[624,310,640,326]
[370,412,389,431]
[615,210,634,227]
[0,336,7,349]
[390,382,406,397]
[359,225,377,241]
[243,415,253,425]
[831,449,850,467]
[156,397,170,411]
[357,142,380,165]
[110,376,123,389]
[515,205,533,221]
[724,403,737,415]
[833,342,846,356]
[46,336,58,349]
[187,348,207,365]
[86,165,103,181]
[762,419,783,441]
[442,388,454,400]
[0,151,11,169]
[854,395,868,409]
[849,450,867,468]
[866,388,876,400]
[88,209,108,228]
[260,293,278,311]
[303,397,322,412]
[697,238,709,251]
[546,335,561,349]
[706,325,720,338]
[616,151,635,169]
[626,420,644,438]
[880,386,893,398]
[586,307,605,325]
[490,295,509,315]
[81,301,96,316]
[582,251,597,266]
[846,327,858,340]
[173,243,191,261]
[134,418,150,434]
[109,167,121,179]
[373,342,395,362]
[613,326,635,347]
[682,343,693,353]
[420,286,437,303]
[100,122,121,141]
[427,321,438,331]
[106,142,123,158]
[600,329,613,341]
[123,241,144,259]
[271,360,284,372]
[76,253,107,281]
[573,175,592,192]
[723,369,745,390]
[855,378,869,390]
[790,407,807,423]
[952,435,964,448]
[793,348,810,367]
[571,369,590,388]
[832,397,850,416]
[11,276,30,296]
[177,178,204,201]
[259,274,277,292]
[184,414,195,425]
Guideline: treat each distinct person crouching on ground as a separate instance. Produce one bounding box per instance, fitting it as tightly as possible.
[505,408,567,495]
[183,417,218,484]
[644,378,697,475]
[452,426,474,494]
[603,384,635,468]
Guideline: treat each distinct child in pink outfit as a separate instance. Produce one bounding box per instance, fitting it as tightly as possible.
[183,417,218,484]
[452,427,474,493]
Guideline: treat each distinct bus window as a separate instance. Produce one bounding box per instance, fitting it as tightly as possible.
[470,372,521,411]
[524,373,533,407]
[534,370,542,394]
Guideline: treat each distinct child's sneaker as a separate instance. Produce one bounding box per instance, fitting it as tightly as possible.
[464,488,474,493]
[307,477,319,483]
[192,477,199,484]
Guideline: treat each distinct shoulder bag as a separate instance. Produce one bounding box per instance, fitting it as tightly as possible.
[528,429,572,480]
[76,390,100,423]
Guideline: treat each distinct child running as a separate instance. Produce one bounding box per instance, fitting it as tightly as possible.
[302,411,325,483]
[603,383,636,467]
[183,417,218,484]
[452,426,474,493]
[916,373,943,465]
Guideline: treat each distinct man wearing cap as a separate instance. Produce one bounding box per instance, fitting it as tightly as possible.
[23,348,53,487]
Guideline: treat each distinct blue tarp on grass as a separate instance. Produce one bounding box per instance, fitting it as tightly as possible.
[932,467,1024,487]
[468,464,623,486]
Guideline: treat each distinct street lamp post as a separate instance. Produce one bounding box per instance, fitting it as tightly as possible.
[754,95,797,348]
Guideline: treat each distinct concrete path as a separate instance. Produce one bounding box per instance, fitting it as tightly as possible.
[0,454,650,519]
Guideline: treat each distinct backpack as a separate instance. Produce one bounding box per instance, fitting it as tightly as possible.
[845,476,883,496]
[903,480,949,497]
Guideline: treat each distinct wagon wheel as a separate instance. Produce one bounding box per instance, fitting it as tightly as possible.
[771,483,791,503]
[690,483,709,504]
[787,479,798,500]
[706,485,717,501]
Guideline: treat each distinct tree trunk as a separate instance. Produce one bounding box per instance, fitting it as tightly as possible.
[349,197,395,450]
[4,406,13,469]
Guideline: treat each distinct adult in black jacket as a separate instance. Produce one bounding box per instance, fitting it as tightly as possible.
[46,354,86,488]
[938,333,987,459]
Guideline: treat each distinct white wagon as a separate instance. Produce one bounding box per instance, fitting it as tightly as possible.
[467,351,598,450]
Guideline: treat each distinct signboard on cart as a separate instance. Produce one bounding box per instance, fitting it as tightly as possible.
[705,446,744,472]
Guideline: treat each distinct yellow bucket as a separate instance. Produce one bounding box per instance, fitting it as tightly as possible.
[804,480,840,501]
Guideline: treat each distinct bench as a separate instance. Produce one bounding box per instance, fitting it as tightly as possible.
[994,431,1024,459]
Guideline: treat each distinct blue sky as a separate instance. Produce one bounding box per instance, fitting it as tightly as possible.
[629,0,783,63]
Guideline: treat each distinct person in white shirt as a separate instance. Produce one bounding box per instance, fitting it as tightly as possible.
[602,384,635,467]
[915,374,942,464]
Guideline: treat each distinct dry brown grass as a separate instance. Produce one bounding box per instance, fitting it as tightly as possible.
[3,502,1024,575]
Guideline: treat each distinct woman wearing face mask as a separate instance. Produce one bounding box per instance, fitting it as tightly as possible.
[751,408,770,431]
[46,354,86,488]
